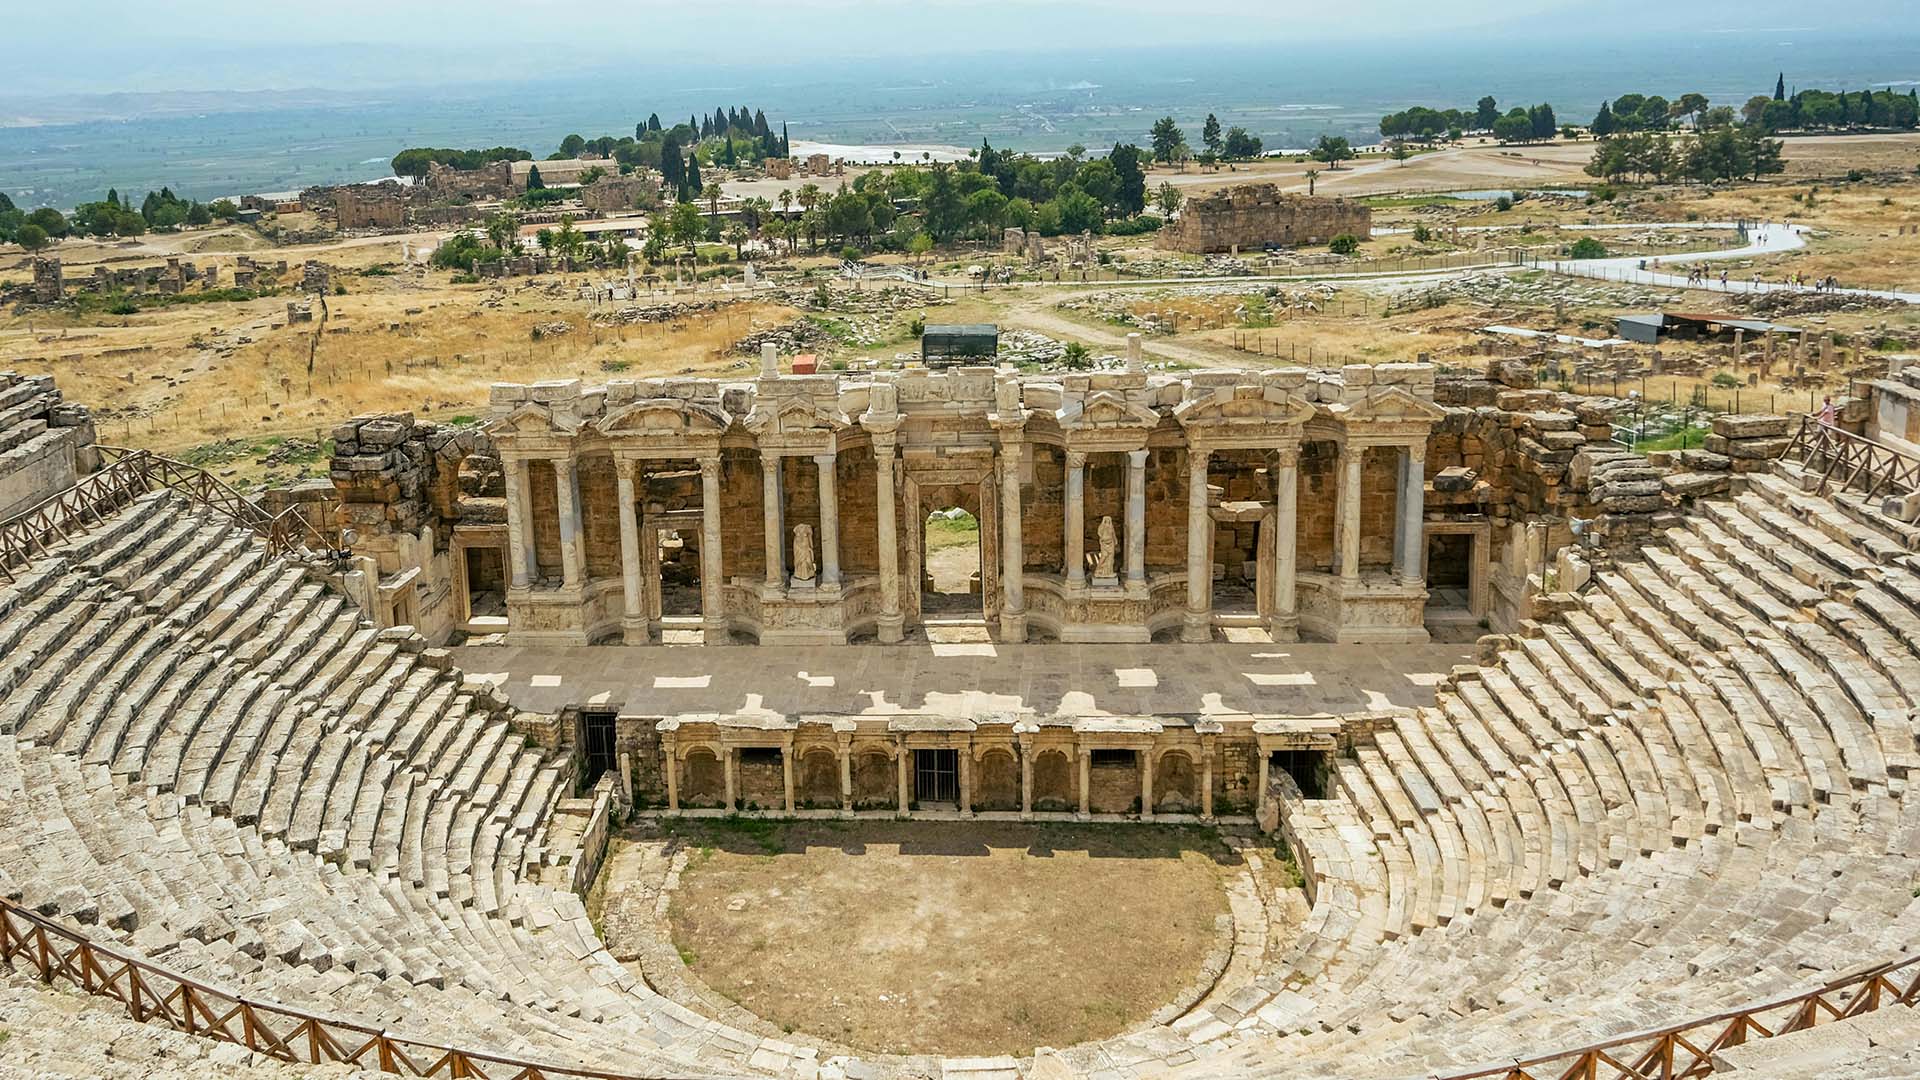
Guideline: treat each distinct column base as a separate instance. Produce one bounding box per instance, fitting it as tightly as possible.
[621,616,652,646]
[1267,614,1300,643]
[1181,610,1212,643]
[1000,609,1028,643]
[702,619,732,645]
[876,612,904,644]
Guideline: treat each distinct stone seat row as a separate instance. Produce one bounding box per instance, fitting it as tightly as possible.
[0,495,791,1077]
[1138,470,1920,1077]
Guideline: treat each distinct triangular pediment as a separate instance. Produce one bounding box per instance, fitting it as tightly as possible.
[1058,389,1160,431]
[591,398,730,436]
[1337,386,1448,422]
[745,395,848,435]
[1172,385,1315,429]
[486,401,575,436]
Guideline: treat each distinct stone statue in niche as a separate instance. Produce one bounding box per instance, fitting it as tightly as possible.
[1092,515,1119,584]
[791,523,818,585]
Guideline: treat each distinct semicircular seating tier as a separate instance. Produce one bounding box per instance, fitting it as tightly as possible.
[2,460,1919,1078]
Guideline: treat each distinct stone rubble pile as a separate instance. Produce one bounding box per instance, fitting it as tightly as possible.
[1703,413,1794,474]
[529,321,573,341]
[1386,271,1681,311]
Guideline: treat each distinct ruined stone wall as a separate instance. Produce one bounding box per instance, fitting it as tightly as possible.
[30,258,62,303]
[333,185,407,230]
[1157,185,1372,254]
[580,175,660,213]
[0,372,96,521]
[424,161,513,201]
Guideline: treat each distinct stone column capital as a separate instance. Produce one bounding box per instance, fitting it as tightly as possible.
[1407,441,1427,465]
[813,450,837,468]
[760,445,784,462]
[1127,447,1149,467]
[699,455,721,479]
[616,457,639,481]
[872,434,897,456]
[1188,445,1211,469]
[1065,450,1088,469]
[1271,444,1300,469]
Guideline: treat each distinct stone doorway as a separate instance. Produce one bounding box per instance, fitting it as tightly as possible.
[914,748,960,807]
[1270,749,1326,799]
[463,544,506,625]
[580,711,617,787]
[656,527,702,617]
[921,507,984,618]
[1426,532,1473,611]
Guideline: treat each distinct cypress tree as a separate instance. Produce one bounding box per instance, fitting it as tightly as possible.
[687,154,703,195]
[648,112,662,133]
[753,109,769,137]
[781,122,790,157]
[1775,73,1786,101]
[527,165,545,190]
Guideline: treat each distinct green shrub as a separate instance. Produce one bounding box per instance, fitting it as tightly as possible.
[1411,224,1433,243]
[1567,237,1608,260]
[1493,195,1514,212]
[1329,233,1362,256]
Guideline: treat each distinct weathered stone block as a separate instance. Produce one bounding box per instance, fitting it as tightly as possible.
[1710,414,1792,439]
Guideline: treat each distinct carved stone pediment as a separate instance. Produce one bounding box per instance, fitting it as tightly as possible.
[1171,385,1315,430]
[487,401,577,437]
[744,395,849,438]
[1333,385,1449,423]
[590,398,730,436]
[1058,389,1160,433]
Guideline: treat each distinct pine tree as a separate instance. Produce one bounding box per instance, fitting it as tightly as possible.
[1202,113,1223,155]
[1593,100,1616,137]
[1775,73,1786,101]
[107,188,119,207]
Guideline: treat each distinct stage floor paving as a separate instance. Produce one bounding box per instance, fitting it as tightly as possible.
[453,640,1476,718]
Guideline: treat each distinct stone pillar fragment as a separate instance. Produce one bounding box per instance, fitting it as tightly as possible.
[616,459,646,643]
[1271,446,1299,641]
[1336,444,1363,583]
[1000,443,1026,641]
[699,457,726,643]
[1064,451,1087,586]
[873,438,902,642]
[1183,447,1212,643]
[761,450,784,589]
[554,457,585,589]
[1397,444,1426,585]
[1126,448,1148,586]
[503,458,535,588]
[815,451,841,586]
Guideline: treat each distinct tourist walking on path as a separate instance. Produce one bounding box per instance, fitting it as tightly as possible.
[1819,395,1839,427]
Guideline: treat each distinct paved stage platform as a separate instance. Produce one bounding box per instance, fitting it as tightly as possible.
[452,641,1476,718]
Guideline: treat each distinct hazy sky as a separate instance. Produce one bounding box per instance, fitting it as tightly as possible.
[11,1,1913,94]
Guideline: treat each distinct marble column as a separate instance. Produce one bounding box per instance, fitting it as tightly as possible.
[1140,752,1155,822]
[1126,448,1148,587]
[1064,450,1087,587]
[503,457,535,588]
[1000,443,1026,641]
[553,457,584,590]
[665,747,681,812]
[1077,748,1092,819]
[1271,446,1300,641]
[760,449,785,589]
[896,745,911,818]
[1256,750,1271,830]
[698,456,726,642]
[616,459,646,643]
[1397,444,1427,586]
[781,738,796,814]
[1336,444,1364,583]
[838,739,853,815]
[724,747,739,812]
[873,438,902,642]
[959,747,973,816]
[1020,745,1034,821]
[1183,446,1212,643]
[814,451,841,586]
[1200,743,1214,822]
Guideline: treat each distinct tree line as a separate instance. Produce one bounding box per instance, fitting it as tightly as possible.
[1585,127,1784,183]
[1146,114,1263,168]
[2,187,245,251]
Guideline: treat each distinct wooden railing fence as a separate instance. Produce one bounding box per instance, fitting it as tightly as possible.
[1777,416,1920,499]
[1,894,1916,1080]
[0,446,327,584]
